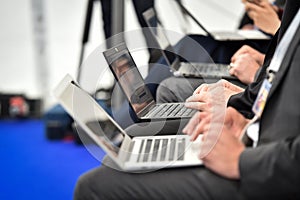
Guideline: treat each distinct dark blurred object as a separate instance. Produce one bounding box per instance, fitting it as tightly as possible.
[72,98,113,145]
[73,84,113,144]
[44,88,112,142]
[0,93,42,119]
[43,104,73,140]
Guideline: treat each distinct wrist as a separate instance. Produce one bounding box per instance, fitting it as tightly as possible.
[257,54,265,66]
[266,19,281,35]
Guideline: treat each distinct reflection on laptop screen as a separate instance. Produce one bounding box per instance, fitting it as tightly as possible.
[149,14,171,48]
[85,120,124,157]
[144,8,179,68]
[104,44,155,114]
[57,79,126,158]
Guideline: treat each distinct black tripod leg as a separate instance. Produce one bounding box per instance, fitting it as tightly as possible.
[77,0,94,83]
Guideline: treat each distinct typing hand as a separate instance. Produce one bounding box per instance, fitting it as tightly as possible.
[183,80,244,141]
[186,80,244,110]
[184,84,211,112]
[201,107,248,179]
[229,53,261,84]
[231,45,265,66]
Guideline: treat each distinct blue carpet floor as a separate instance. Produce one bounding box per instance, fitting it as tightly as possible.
[0,119,105,200]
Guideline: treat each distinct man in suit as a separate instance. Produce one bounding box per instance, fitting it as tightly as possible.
[155,0,283,104]
[111,0,280,128]
[73,1,300,199]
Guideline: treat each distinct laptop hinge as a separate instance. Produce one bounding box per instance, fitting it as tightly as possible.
[137,100,156,117]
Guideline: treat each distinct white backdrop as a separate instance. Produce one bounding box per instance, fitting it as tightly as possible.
[0,0,244,110]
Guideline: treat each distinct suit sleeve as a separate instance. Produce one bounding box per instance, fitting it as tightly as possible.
[227,31,279,119]
[227,79,263,119]
[227,57,269,119]
[239,136,300,199]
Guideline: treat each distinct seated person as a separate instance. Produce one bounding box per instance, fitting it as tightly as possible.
[73,1,300,199]
[173,0,283,63]
[157,43,266,103]
[156,0,283,103]
[113,0,281,128]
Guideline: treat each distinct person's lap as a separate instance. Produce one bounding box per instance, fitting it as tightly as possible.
[74,157,243,200]
[155,34,266,104]
[156,77,219,103]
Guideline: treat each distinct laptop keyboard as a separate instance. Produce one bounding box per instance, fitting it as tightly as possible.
[180,63,231,77]
[145,103,195,118]
[213,31,245,40]
[137,137,186,163]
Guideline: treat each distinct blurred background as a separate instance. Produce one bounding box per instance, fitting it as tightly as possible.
[0,0,244,199]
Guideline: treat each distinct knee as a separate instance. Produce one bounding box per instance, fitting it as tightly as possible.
[74,167,120,200]
[73,173,90,200]
[156,84,169,103]
[73,172,99,200]
[156,79,178,103]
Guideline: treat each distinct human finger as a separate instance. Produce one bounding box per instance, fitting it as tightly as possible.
[186,92,208,103]
[193,83,209,95]
[228,63,237,76]
[190,122,209,141]
[231,45,251,63]
[190,112,210,141]
[228,63,235,75]
[182,112,201,135]
[185,101,208,111]
[244,1,262,12]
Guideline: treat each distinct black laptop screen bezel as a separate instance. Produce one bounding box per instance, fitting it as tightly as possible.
[103,43,156,118]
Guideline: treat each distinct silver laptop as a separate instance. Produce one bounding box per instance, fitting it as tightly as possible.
[175,1,270,41]
[143,8,238,80]
[103,42,196,120]
[53,74,202,171]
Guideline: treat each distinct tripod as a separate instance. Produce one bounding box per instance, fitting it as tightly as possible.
[76,0,94,83]
[76,0,124,83]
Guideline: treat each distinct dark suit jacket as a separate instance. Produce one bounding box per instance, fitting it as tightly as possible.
[228,31,278,118]
[238,22,300,199]
[228,0,300,119]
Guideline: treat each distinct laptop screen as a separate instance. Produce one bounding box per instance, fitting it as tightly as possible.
[103,43,155,115]
[54,76,126,158]
[143,8,180,70]
[84,120,124,156]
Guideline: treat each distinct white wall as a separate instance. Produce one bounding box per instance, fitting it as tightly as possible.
[0,0,244,111]
[156,0,244,36]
